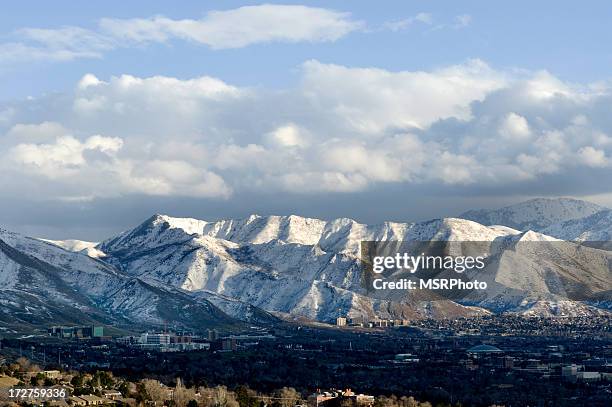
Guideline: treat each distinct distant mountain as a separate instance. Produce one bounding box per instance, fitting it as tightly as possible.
[542,209,612,243]
[460,198,606,231]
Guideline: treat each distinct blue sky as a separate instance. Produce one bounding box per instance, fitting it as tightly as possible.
[2,1,612,239]
[2,1,612,100]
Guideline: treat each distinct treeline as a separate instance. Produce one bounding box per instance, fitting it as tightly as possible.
[0,357,509,407]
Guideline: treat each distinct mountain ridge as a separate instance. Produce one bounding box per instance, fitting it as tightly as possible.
[460,197,607,231]
[1,197,610,335]
[93,208,610,321]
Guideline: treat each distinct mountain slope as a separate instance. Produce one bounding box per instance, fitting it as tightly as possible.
[0,227,244,335]
[98,215,512,321]
[42,239,106,259]
[3,205,610,333]
[0,237,119,334]
[458,231,612,315]
[97,213,610,321]
[460,198,606,231]
[541,209,612,242]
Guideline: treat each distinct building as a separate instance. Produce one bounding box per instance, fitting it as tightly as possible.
[43,370,62,379]
[497,356,514,369]
[221,338,237,351]
[69,396,87,406]
[126,332,210,351]
[115,336,136,345]
[562,364,579,380]
[171,334,192,344]
[577,371,601,382]
[336,317,347,327]
[393,353,420,363]
[102,389,123,400]
[48,325,103,339]
[467,344,503,355]
[309,389,374,407]
[140,333,171,345]
[207,329,219,341]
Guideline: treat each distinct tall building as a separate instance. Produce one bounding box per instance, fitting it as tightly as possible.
[221,338,237,351]
[207,329,219,341]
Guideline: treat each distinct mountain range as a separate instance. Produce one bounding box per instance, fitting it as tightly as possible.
[460,198,605,231]
[1,198,611,336]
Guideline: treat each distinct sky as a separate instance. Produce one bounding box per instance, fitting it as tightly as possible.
[2,1,612,240]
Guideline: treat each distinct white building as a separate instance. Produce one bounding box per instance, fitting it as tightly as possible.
[140,333,170,345]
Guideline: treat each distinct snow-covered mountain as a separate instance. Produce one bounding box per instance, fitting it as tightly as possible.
[1,202,610,334]
[97,214,508,322]
[97,213,610,321]
[460,198,607,231]
[42,239,106,259]
[0,227,248,335]
[458,230,611,315]
[541,209,612,243]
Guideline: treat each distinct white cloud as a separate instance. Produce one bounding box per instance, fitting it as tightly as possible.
[100,5,363,49]
[383,13,433,31]
[0,4,362,63]
[499,113,530,140]
[4,122,67,144]
[300,59,506,132]
[9,133,122,178]
[3,61,612,202]
[265,124,308,148]
[18,26,113,53]
[578,146,608,167]
[125,160,231,198]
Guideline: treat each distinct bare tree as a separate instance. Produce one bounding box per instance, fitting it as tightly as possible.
[275,387,301,407]
[143,379,166,405]
[16,357,31,371]
[203,386,239,407]
[174,378,197,407]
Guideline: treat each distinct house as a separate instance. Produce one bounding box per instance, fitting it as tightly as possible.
[43,370,62,379]
[69,396,88,406]
[102,389,123,400]
[76,394,107,405]
[309,389,375,407]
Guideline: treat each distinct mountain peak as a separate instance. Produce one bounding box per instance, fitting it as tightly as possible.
[146,213,208,235]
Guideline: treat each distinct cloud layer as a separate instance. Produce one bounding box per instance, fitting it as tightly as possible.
[0,4,363,63]
[0,5,474,65]
[2,59,612,207]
